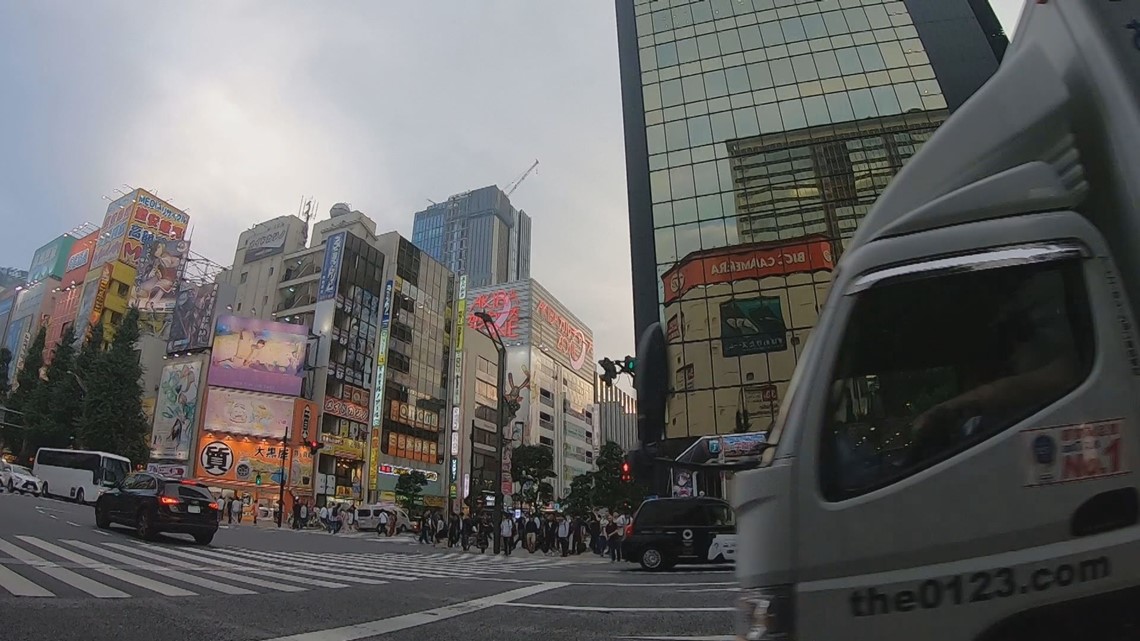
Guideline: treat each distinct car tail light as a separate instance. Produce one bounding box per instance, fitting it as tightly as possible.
[625,522,634,538]
[158,496,179,506]
[208,502,219,510]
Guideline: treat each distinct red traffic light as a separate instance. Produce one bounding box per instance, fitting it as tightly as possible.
[306,440,324,454]
[621,461,632,482]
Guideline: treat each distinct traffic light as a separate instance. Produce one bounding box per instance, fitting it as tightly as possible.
[306,440,324,455]
[619,356,636,375]
[598,358,619,386]
[621,460,632,483]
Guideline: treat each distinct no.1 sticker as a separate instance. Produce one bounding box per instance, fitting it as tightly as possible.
[1022,418,1128,487]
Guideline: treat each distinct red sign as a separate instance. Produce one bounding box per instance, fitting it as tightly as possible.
[662,236,834,304]
[323,396,369,423]
[535,299,593,371]
[467,289,521,339]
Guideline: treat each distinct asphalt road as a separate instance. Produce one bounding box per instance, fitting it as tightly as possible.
[0,490,736,641]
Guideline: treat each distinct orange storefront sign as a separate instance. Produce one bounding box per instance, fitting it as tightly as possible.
[661,235,834,304]
[197,434,288,486]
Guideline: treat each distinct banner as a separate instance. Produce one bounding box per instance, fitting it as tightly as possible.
[208,315,308,395]
[372,279,394,428]
[63,232,99,284]
[323,396,369,423]
[197,435,288,486]
[317,231,347,302]
[150,361,202,460]
[28,236,74,284]
[243,219,290,263]
[86,264,115,328]
[662,235,834,304]
[89,199,133,272]
[167,283,219,353]
[131,238,190,313]
[720,296,788,356]
[202,387,292,439]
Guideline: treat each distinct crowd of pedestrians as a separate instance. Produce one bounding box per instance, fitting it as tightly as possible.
[414,510,632,561]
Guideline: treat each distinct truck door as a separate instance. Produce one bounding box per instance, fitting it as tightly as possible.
[792,214,1140,641]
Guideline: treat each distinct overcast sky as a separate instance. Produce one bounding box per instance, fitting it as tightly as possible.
[0,0,1024,361]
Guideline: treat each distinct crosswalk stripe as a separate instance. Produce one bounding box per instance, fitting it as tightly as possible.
[209,571,308,592]
[265,551,476,581]
[61,540,256,596]
[103,542,218,570]
[0,538,128,598]
[16,536,196,597]
[0,562,54,597]
[142,544,324,591]
[244,569,350,589]
[211,546,466,581]
[204,547,388,584]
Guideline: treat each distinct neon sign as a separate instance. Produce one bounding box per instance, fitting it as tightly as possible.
[467,289,521,339]
[536,299,593,371]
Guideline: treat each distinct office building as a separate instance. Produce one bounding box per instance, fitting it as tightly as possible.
[44,230,100,356]
[452,321,502,511]
[616,0,1006,439]
[226,215,310,320]
[596,378,638,452]
[464,279,595,500]
[411,185,531,289]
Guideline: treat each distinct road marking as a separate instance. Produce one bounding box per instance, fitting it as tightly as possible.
[66,521,81,527]
[16,536,196,597]
[0,538,128,598]
[502,603,734,613]
[48,515,58,520]
[618,636,733,640]
[93,530,111,536]
[103,542,218,570]
[677,587,739,593]
[209,571,308,592]
[261,582,569,641]
[481,577,737,588]
[61,539,256,596]
[0,562,54,597]
[209,546,418,582]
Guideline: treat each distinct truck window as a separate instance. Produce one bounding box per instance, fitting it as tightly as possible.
[819,257,1094,501]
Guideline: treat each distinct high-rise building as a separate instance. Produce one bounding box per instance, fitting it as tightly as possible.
[616,0,1006,439]
[596,378,638,452]
[225,215,310,321]
[45,230,100,356]
[463,279,596,500]
[411,185,531,289]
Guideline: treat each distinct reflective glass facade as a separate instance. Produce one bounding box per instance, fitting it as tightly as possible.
[618,0,1005,438]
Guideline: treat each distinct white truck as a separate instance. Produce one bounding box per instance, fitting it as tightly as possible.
[725,1,1140,639]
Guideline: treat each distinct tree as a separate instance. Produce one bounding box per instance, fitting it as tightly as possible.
[6,327,47,457]
[30,325,83,452]
[78,309,150,464]
[0,347,11,398]
[510,444,556,509]
[591,441,646,512]
[394,470,429,512]
[563,472,595,517]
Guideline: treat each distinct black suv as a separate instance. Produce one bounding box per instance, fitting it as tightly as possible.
[95,473,219,545]
[621,497,736,571]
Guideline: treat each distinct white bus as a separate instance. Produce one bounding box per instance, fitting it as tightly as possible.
[33,448,132,505]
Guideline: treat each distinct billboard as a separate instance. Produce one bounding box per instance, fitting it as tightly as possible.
[28,235,76,284]
[371,279,394,429]
[197,434,289,486]
[63,232,99,284]
[317,231,347,302]
[208,315,308,395]
[150,361,203,461]
[168,283,219,353]
[661,235,834,304]
[120,191,190,268]
[89,198,134,272]
[3,316,29,366]
[533,291,594,374]
[202,387,292,439]
[131,238,190,313]
[720,296,788,356]
[243,219,291,263]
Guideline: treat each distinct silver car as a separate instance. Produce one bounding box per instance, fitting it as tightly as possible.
[0,462,44,496]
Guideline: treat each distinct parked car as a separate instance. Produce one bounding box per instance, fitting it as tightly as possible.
[94,472,219,545]
[0,461,44,496]
[621,497,737,571]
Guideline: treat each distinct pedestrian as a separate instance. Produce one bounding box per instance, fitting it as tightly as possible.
[448,515,460,547]
[501,514,515,556]
[233,498,244,524]
[605,518,622,562]
[557,515,570,557]
[319,504,329,531]
[378,509,390,536]
[461,513,473,550]
[524,515,538,553]
[419,512,431,544]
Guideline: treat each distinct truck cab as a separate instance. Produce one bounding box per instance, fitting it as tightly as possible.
[723,1,1140,639]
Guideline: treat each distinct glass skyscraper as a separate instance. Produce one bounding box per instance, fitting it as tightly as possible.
[617,0,1006,439]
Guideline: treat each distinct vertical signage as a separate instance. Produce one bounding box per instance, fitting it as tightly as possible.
[371,279,394,429]
[317,231,347,302]
[452,274,467,407]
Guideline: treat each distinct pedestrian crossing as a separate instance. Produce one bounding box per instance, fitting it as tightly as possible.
[0,535,574,600]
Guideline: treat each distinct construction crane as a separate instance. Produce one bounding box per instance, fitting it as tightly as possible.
[504,159,539,198]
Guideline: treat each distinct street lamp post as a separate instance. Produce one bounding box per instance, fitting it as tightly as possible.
[474,311,506,555]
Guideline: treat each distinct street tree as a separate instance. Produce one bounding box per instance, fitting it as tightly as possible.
[32,325,82,452]
[394,470,429,512]
[6,327,47,457]
[563,472,595,516]
[591,441,626,510]
[79,309,150,464]
[0,347,11,398]
[511,444,556,509]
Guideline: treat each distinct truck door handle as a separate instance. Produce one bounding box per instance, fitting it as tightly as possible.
[1070,488,1138,537]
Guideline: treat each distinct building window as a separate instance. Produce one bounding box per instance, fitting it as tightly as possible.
[116,282,129,297]
[269,266,275,276]
[240,272,248,284]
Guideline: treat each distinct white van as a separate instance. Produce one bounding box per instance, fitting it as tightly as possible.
[356,504,413,534]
